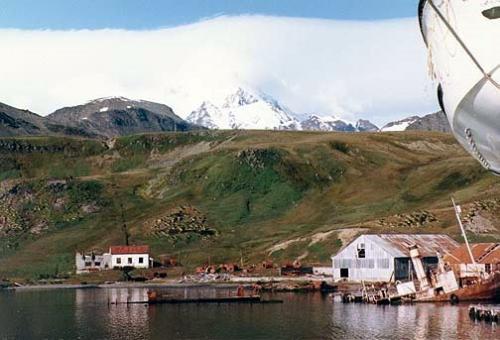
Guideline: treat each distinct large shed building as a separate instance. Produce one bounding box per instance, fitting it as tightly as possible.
[331,234,459,282]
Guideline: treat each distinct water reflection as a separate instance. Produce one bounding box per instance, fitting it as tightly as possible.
[0,288,497,340]
[330,302,498,340]
[75,288,150,339]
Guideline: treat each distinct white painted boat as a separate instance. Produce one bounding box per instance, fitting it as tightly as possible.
[419,0,500,174]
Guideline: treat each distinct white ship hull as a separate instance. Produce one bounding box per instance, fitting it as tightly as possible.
[419,0,500,173]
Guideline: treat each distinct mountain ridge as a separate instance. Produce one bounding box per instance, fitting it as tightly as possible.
[186,88,381,132]
[48,97,200,138]
[1,93,450,138]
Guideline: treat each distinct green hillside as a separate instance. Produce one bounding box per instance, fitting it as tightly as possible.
[0,131,499,280]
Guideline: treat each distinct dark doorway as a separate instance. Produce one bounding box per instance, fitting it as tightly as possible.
[340,268,349,278]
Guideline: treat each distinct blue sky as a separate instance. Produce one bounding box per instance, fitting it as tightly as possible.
[0,0,420,29]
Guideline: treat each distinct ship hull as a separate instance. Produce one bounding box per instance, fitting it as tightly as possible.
[419,0,500,173]
[415,272,500,303]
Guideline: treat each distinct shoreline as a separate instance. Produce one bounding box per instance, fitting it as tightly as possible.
[4,276,336,291]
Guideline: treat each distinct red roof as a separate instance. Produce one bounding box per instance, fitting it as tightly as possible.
[109,245,150,255]
[444,243,500,265]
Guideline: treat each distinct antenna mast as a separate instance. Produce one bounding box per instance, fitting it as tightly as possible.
[451,197,475,264]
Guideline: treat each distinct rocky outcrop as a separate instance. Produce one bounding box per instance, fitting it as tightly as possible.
[0,179,104,245]
[462,199,500,233]
[377,211,437,228]
[148,206,217,241]
[0,103,48,137]
[406,111,451,133]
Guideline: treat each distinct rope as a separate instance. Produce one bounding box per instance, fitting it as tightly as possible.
[428,0,500,90]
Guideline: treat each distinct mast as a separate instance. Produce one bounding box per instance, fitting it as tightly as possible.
[451,197,476,265]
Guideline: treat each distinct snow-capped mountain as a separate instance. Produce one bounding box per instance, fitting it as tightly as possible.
[356,119,379,132]
[300,115,355,132]
[300,115,379,132]
[381,116,420,132]
[186,88,301,130]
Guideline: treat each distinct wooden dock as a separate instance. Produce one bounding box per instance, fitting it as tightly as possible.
[112,295,283,305]
[149,296,283,304]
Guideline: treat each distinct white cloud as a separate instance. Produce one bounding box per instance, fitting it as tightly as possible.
[0,15,438,126]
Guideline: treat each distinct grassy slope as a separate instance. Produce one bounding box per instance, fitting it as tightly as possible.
[0,130,499,279]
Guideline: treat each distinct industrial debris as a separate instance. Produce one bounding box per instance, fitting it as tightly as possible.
[280,261,313,276]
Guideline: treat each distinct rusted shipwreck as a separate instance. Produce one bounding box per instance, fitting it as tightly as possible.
[395,243,499,303]
[393,199,498,304]
[343,199,499,304]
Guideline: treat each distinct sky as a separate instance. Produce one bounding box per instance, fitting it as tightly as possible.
[0,1,437,126]
[0,1,420,29]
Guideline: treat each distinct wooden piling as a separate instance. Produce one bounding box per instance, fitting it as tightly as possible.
[469,305,499,324]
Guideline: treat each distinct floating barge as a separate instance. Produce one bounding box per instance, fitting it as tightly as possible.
[142,290,283,305]
[147,295,282,305]
[111,295,283,305]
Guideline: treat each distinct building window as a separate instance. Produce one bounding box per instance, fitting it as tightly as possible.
[117,257,121,264]
[139,257,144,264]
[128,257,133,264]
[85,262,92,267]
[94,262,101,267]
[485,263,491,273]
[357,243,365,258]
[340,268,349,278]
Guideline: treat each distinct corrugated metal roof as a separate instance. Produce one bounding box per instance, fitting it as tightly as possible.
[109,245,150,255]
[444,243,500,265]
[367,234,459,258]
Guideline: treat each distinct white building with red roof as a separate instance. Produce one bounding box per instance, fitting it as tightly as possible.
[109,245,151,269]
[75,245,152,274]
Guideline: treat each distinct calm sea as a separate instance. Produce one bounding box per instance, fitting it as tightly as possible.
[0,287,498,339]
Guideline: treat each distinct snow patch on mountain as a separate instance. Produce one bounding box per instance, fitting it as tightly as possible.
[89,96,131,103]
[381,116,419,132]
[300,115,355,132]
